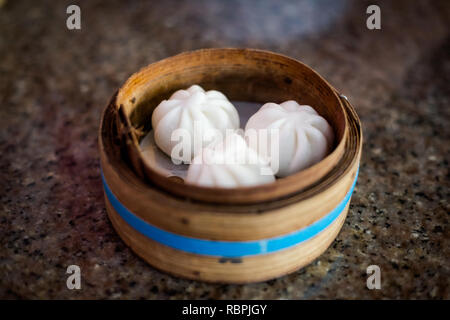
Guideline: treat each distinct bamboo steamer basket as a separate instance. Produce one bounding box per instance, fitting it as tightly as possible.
[99,48,363,283]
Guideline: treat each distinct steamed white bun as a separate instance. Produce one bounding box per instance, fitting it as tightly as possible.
[186,133,275,188]
[151,85,239,162]
[245,100,334,177]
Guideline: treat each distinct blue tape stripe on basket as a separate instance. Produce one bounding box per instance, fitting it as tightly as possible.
[102,168,358,257]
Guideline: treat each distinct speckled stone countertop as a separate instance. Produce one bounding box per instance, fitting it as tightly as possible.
[0,0,449,299]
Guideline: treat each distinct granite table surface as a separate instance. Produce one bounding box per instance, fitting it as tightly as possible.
[0,0,449,299]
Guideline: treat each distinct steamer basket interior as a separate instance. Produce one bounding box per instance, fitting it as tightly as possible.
[113,49,349,204]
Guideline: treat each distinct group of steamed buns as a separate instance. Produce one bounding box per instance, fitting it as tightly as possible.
[151,85,334,188]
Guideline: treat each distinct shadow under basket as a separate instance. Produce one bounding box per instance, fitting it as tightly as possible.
[99,48,363,283]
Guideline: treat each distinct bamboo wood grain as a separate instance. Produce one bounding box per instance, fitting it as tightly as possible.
[105,197,350,284]
[101,145,356,241]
